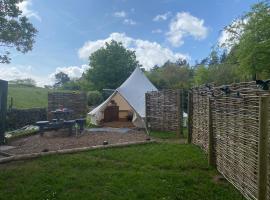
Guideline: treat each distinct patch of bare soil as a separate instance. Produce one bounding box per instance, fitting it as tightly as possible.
[4,129,148,155]
[213,174,227,184]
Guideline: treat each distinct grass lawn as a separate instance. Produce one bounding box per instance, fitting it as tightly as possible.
[0,143,244,200]
[7,84,73,109]
[8,84,50,109]
[150,128,188,139]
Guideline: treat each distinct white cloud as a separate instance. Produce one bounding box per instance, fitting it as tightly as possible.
[218,18,247,51]
[0,64,89,87]
[113,11,126,18]
[152,29,163,34]
[78,32,189,70]
[166,12,208,47]
[17,0,41,21]
[123,18,136,25]
[49,65,89,81]
[0,64,49,87]
[153,12,171,22]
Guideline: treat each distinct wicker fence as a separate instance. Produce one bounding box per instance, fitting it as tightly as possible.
[48,92,87,120]
[145,90,183,135]
[189,81,270,200]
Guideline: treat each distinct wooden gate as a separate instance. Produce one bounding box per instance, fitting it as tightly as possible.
[0,80,8,144]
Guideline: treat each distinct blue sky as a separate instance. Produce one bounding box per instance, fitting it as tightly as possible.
[0,0,258,86]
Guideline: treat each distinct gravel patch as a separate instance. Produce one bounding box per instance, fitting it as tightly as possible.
[3,129,149,155]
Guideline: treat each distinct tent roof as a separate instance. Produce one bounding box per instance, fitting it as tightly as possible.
[89,67,157,118]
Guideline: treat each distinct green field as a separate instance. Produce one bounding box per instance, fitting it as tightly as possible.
[7,84,80,109]
[0,143,244,200]
[7,84,50,109]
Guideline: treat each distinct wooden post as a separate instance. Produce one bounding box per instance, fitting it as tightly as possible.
[176,89,181,137]
[0,80,8,144]
[187,91,193,144]
[258,96,269,200]
[144,92,149,133]
[180,89,184,135]
[208,97,215,167]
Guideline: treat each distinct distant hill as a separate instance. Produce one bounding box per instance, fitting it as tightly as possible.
[7,84,50,109]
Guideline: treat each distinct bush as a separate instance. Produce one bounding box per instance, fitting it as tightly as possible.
[87,91,103,106]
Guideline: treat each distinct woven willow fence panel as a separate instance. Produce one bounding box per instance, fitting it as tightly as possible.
[212,96,260,200]
[146,90,182,132]
[190,81,270,200]
[191,89,209,152]
[48,92,87,120]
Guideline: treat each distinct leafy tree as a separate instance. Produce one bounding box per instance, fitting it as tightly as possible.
[61,79,81,90]
[223,1,270,79]
[85,40,139,91]
[208,50,219,66]
[193,65,210,85]
[0,0,38,63]
[61,76,95,91]
[54,72,70,88]
[147,59,193,89]
[87,91,103,106]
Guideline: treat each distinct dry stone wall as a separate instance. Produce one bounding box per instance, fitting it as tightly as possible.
[6,108,47,130]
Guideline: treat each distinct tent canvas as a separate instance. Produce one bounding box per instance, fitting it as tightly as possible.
[88,67,158,127]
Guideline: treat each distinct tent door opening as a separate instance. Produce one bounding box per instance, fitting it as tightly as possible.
[103,105,119,122]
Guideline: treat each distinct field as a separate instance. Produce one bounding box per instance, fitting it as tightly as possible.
[7,84,50,109]
[0,143,244,200]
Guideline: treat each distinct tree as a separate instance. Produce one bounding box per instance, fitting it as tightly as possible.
[87,91,103,106]
[54,72,70,88]
[208,50,219,66]
[223,1,270,79]
[147,59,192,89]
[85,40,139,91]
[193,65,210,85]
[0,0,38,63]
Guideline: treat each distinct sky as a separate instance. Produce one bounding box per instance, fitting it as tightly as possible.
[0,0,259,87]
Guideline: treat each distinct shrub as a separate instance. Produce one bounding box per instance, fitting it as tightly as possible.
[87,91,103,106]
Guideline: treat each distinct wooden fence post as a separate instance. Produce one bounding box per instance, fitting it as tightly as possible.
[258,96,269,200]
[0,80,8,144]
[180,89,184,135]
[208,97,215,167]
[176,89,182,137]
[188,91,193,144]
[145,93,149,129]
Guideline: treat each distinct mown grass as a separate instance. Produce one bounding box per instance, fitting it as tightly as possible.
[7,84,74,109]
[8,84,50,109]
[0,143,244,200]
[150,128,188,139]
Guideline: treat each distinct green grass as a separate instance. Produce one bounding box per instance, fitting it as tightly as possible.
[150,130,178,139]
[8,84,50,109]
[7,84,74,109]
[0,143,244,200]
[150,128,188,139]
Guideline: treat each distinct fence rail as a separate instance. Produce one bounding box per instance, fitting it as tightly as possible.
[189,81,270,200]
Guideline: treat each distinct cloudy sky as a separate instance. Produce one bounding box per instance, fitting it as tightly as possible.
[0,0,258,86]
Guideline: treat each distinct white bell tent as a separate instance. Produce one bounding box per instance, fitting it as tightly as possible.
[88,67,158,127]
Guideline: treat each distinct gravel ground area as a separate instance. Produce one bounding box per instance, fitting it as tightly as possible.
[3,129,149,155]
